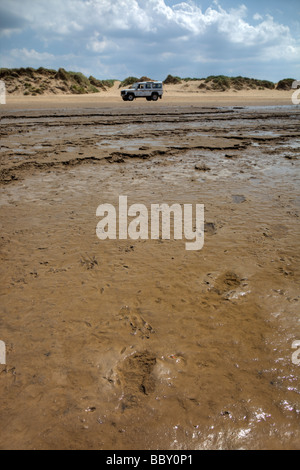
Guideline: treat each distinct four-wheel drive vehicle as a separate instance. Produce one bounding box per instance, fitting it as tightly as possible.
[121,81,163,101]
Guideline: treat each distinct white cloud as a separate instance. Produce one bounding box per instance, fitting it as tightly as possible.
[0,0,299,80]
[0,27,21,38]
[11,48,55,61]
[259,44,300,61]
[0,0,293,43]
[87,34,120,53]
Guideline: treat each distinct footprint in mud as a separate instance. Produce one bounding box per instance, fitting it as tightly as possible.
[117,351,157,409]
[195,163,211,171]
[213,271,242,296]
[217,271,241,288]
[204,222,217,235]
[232,194,246,204]
[80,254,98,270]
[119,306,154,339]
[152,353,187,387]
[278,266,294,277]
[203,271,248,299]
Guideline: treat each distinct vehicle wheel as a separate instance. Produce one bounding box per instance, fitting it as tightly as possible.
[127,94,134,101]
[146,97,151,101]
[122,97,128,101]
[151,93,158,101]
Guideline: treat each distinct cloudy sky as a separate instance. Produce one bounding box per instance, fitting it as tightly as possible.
[0,0,299,81]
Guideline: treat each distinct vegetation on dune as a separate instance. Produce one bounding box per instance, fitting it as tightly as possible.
[163,74,182,84]
[201,75,275,91]
[118,76,154,88]
[276,78,297,90]
[0,67,38,79]
[0,68,296,95]
[182,77,204,82]
[0,67,117,95]
[205,75,231,91]
[162,74,288,91]
[100,79,115,88]
[161,74,278,90]
[87,75,105,89]
[118,77,139,88]
[139,76,152,81]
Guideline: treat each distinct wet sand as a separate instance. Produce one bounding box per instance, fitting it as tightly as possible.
[0,96,299,450]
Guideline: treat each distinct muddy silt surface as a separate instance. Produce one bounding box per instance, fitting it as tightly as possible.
[0,104,299,449]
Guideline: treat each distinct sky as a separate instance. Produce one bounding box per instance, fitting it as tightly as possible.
[0,0,299,81]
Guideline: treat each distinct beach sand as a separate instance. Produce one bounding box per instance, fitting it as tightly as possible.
[0,88,299,449]
[3,81,294,109]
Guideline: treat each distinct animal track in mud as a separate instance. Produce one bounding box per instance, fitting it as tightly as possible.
[278,266,294,277]
[217,271,241,289]
[204,222,217,235]
[117,351,157,409]
[119,306,155,339]
[80,254,98,270]
[203,271,247,297]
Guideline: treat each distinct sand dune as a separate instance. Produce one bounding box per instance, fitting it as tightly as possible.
[0,68,295,108]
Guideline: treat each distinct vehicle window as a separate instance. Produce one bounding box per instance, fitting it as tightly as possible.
[153,83,162,89]
[146,84,152,89]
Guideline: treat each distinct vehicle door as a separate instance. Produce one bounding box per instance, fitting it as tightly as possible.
[144,83,152,97]
[135,84,146,98]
